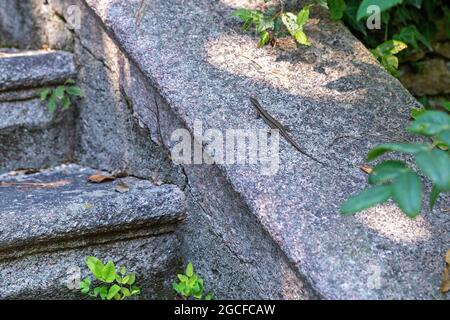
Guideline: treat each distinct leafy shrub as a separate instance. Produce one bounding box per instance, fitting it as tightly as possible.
[233,1,449,76]
[80,256,141,300]
[341,110,450,217]
[39,79,84,113]
[172,262,213,300]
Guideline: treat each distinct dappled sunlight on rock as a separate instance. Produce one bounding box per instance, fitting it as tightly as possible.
[357,204,431,243]
[204,33,369,104]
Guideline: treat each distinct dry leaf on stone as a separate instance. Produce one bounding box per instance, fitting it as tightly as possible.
[360,164,373,175]
[440,250,450,293]
[114,180,130,193]
[87,173,116,183]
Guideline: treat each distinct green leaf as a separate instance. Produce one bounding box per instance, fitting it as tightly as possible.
[54,86,65,99]
[86,256,104,280]
[256,16,274,33]
[126,273,136,285]
[39,88,50,101]
[442,101,450,112]
[415,149,450,191]
[357,0,403,21]
[204,293,214,300]
[394,25,432,51]
[408,111,450,136]
[47,96,57,113]
[99,286,108,300]
[178,274,188,282]
[186,263,194,277]
[297,5,311,27]
[92,287,101,298]
[106,284,121,300]
[120,266,127,275]
[391,171,423,217]
[294,30,310,46]
[411,107,427,119]
[80,277,91,294]
[258,31,270,48]
[373,40,408,56]
[367,143,428,161]
[121,287,131,297]
[232,8,254,22]
[281,12,299,36]
[62,95,71,109]
[369,160,409,185]
[430,185,441,210]
[102,260,117,283]
[327,0,346,20]
[340,185,392,215]
[437,131,450,147]
[65,79,76,85]
[130,286,141,296]
[66,86,84,97]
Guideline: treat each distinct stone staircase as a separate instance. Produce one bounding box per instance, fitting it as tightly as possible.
[0,0,448,300]
[0,164,185,299]
[0,48,187,299]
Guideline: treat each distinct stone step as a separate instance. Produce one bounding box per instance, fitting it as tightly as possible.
[0,49,77,173]
[0,49,76,92]
[0,164,186,299]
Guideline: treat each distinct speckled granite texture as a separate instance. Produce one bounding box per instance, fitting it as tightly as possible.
[0,50,76,91]
[0,49,76,173]
[0,164,186,299]
[82,0,449,299]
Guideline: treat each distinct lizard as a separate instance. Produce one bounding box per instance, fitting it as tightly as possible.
[250,97,327,166]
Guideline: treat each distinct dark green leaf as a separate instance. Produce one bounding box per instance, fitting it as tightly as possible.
[340,185,392,215]
[391,171,423,217]
[367,143,428,161]
[430,185,441,210]
[357,0,403,21]
[66,86,84,97]
[369,160,409,185]
[415,149,450,191]
[47,96,57,113]
[54,86,65,99]
[437,131,450,147]
[328,0,346,20]
[39,88,50,101]
[408,111,450,136]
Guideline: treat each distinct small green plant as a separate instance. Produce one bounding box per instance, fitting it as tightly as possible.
[233,4,312,47]
[341,110,450,218]
[80,256,141,300]
[234,1,449,76]
[172,262,213,300]
[39,79,84,113]
[370,40,407,77]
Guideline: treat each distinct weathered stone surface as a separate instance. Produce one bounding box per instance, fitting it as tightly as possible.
[0,233,180,299]
[0,50,76,91]
[0,164,186,299]
[0,164,186,259]
[84,0,450,299]
[0,0,74,51]
[0,98,75,174]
